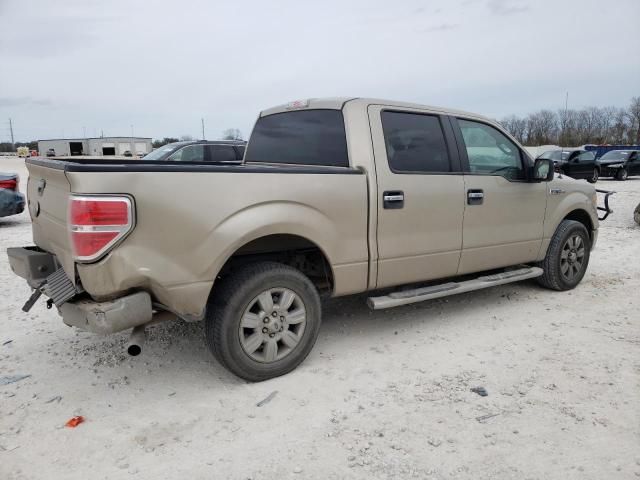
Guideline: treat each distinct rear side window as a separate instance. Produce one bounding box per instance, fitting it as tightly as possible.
[577,151,595,161]
[381,111,450,173]
[208,145,238,162]
[245,110,349,167]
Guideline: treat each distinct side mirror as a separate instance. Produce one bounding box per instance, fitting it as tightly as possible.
[532,158,554,182]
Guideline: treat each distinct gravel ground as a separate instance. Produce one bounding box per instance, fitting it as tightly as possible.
[1,156,639,480]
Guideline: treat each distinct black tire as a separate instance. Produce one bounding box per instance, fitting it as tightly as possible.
[537,220,591,291]
[205,261,321,381]
[586,167,599,183]
[616,168,628,181]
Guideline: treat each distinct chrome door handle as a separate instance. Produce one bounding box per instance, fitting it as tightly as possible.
[467,189,484,205]
[383,191,404,209]
[383,194,404,202]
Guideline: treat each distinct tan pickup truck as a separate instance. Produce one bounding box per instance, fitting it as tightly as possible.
[7,97,612,381]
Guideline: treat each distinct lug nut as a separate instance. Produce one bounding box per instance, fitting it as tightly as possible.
[272,312,277,317]
[269,333,275,338]
[263,317,269,324]
[280,316,285,321]
[262,327,268,333]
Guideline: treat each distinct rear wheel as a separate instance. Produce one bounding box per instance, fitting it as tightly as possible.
[587,167,599,183]
[537,220,591,291]
[616,168,628,181]
[205,261,321,381]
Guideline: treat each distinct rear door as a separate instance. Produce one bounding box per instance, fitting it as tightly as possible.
[369,106,465,289]
[628,151,640,175]
[452,117,546,274]
[573,151,596,178]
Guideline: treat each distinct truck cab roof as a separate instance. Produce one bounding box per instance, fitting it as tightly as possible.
[260,97,492,124]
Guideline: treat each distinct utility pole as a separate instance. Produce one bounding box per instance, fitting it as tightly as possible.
[201,118,205,140]
[9,118,15,150]
[560,92,569,147]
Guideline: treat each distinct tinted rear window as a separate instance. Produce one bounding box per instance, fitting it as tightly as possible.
[381,111,450,173]
[245,110,349,167]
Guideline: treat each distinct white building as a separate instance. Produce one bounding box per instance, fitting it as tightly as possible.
[38,137,152,157]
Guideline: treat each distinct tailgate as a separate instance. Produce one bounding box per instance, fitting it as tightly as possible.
[26,161,76,282]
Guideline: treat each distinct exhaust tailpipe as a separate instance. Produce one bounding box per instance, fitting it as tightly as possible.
[127,325,146,356]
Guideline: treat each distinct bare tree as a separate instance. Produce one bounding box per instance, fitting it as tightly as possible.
[222,128,243,141]
[628,97,640,144]
[499,115,527,144]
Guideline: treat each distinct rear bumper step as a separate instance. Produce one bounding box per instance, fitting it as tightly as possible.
[367,267,544,310]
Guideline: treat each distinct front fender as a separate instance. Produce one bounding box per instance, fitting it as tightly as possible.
[538,182,599,260]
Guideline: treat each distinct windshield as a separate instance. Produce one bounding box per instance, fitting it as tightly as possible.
[599,150,630,161]
[143,142,190,160]
[540,151,569,161]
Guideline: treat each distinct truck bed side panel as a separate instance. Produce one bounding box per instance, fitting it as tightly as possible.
[65,169,369,318]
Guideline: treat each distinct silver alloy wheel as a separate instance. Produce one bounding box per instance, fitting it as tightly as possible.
[238,287,307,363]
[560,234,585,281]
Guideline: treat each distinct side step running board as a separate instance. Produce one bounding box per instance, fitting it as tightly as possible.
[367,267,543,310]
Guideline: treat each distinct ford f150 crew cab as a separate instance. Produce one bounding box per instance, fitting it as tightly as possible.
[7,97,612,381]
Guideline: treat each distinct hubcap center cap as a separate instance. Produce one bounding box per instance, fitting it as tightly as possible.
[263,313,284,333]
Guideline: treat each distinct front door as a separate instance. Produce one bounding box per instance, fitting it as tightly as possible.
[452,117,547,274]
[369,106,465,289]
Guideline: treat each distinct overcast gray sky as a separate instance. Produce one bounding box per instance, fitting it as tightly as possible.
[1,0,638,142]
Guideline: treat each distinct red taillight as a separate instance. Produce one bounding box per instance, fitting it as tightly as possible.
[0,179,18,190]
[69,196,134,262]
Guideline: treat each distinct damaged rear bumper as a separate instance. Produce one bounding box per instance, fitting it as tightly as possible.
[7,246,153,334]
[59,292,152,334]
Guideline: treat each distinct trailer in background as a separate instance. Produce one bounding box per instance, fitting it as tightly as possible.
[584,144,640,158]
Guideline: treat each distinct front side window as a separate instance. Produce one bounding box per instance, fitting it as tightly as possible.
[245,110,349,167]
[168,144,205,162]
[381,111,450,173]
[458,119,524,180]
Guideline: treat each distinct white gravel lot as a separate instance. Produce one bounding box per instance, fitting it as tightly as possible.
[1,156,639,480]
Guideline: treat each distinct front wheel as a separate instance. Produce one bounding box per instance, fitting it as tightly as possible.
[205,261,322,381]
[587,167,599,183]
[537,220,591,291]
[616,168,628,181]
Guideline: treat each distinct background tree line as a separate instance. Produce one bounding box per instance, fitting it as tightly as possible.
[4,96,640,152]
[499,96,640,147]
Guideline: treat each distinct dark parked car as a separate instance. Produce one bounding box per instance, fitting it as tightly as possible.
[597,150,640,181]
[45,148,56,157]
[0,173,25,218]
[537,149,599,183]
[143,140,246,163]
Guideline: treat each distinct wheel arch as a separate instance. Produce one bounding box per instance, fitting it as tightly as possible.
[563,208,594,240]
[215,233,335,295]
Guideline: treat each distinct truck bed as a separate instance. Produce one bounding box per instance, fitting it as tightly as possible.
[24,157,369,320]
